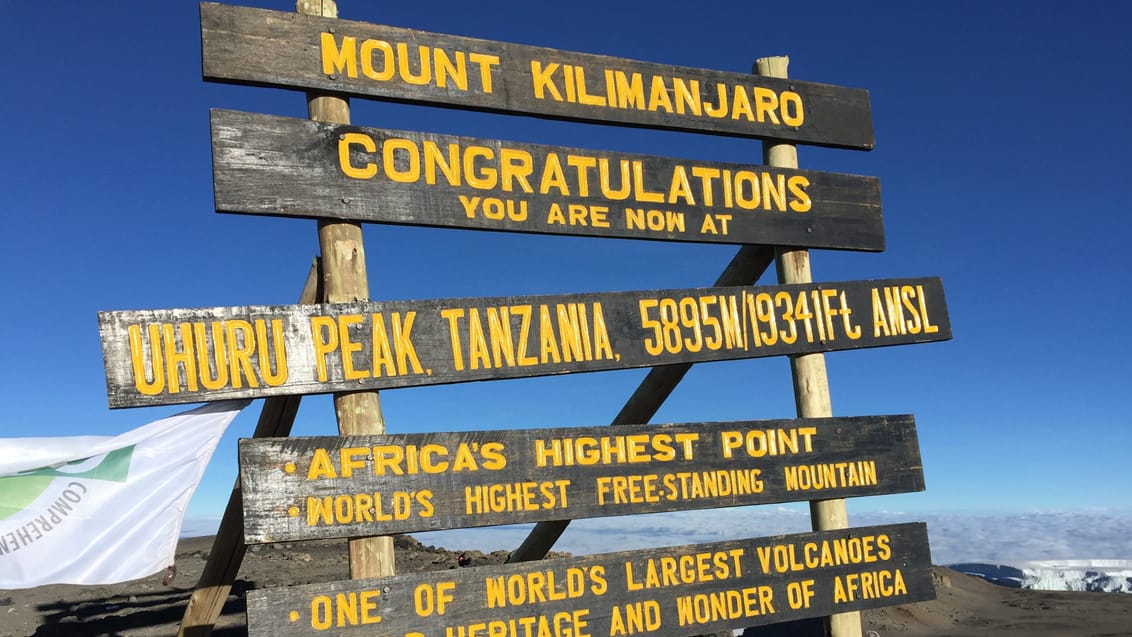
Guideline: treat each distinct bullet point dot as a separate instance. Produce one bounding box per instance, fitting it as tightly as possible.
[289,610,299,622]
[288,507,300,517]
[284,462,296,473]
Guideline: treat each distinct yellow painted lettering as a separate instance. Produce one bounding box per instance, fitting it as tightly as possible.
[395,42,431,85]
[439,308,465,371]
[337,315,366,380]
[703,83,728,118]
[787,175,811,212]
[370,313,396,377]
[673,78,702,115]
[592,302,613,360]
[632,161,664,203]
[468,309,491,370]
[538,305,561,363]
[307,448,337,480]
[193,322,228,391]
[358,39,394,81]
[918,285,939,333]
[539,153,570,196]
[574,66,606,106]
[731,86,754,121]
[753,87,781,124]
[392,312,423,375]
[320,33,357,78]
[423,141,460,186]
[734,171,759,210]
[599,159,632,200]
[514,305,537,366]
[433,49,467,90]
[128,324,164,395]
[871,289,890,337]
[614,71,644,109]
[499,148,534,193]
[225,320,257,389]
[487,307,516,368]
[383,138,421,183]
[531,61,562,100]
[468,52,500,93]
[161,323,196,394]
[566,154,596,197]
[781,91,804,127]
[463,146,497,189]
[459,194,480,219]
[256,318,288,386]
[761,173,786,211]
[668,165,695,205]
[547,203,566,225]
[647,75,674,113]
[310,316,338,382]
[338,132,377,179]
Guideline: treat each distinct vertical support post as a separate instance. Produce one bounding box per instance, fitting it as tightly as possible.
[755,55,862,637]
[297,0,394,581]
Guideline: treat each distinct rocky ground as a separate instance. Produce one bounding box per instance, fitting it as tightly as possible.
[1,535,1129,637]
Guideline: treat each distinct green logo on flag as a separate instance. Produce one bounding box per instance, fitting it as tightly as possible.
[0,447,134,520]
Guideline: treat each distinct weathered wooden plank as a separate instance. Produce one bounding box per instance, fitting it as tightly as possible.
[240,415,923,544]
[211,110,885,251]
[200,3,874,149]
[245,523,934,636]
[98,277,950,408]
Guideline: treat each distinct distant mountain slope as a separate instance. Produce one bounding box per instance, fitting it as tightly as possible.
[863,567,1132,636]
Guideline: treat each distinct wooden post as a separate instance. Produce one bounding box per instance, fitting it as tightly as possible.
[178,260,322,637]
[296,0,395,581]
[755,55,862,637]
[508,244,775,563]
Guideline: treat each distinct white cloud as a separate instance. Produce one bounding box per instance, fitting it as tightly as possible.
[414,508,1132,565]
[184,508,1132,565]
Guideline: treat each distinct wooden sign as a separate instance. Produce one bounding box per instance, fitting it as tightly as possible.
[99,277,950,408]
[246,522,934,636]
[211,110,884,251]
[240,416,923,544]
[200,3,874,149]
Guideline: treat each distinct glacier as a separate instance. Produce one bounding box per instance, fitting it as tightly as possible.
[951,560,1132,593]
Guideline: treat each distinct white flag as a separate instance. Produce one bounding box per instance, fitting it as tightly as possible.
[0,400,249,588]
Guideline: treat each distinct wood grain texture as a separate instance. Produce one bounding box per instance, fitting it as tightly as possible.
[99,277,950,408]
[211,110,885,251]
[200,3,874,149]
[239,415,924,543]
[245,523,934,636]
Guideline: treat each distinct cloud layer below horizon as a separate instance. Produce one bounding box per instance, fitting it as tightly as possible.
[183,508,1132,565]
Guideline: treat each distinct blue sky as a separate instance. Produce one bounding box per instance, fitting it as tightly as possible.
[2,1,1130,558]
